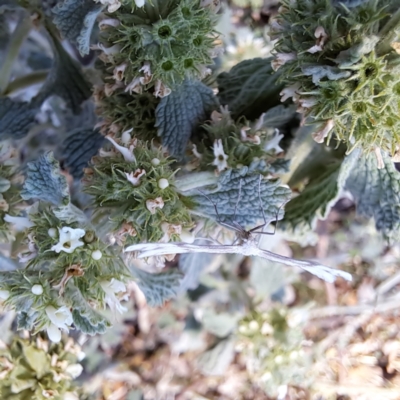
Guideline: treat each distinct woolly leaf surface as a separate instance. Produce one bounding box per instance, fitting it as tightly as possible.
[188,167,291,228]
[131,266,183,307]
[0,97,39,139]
[21,151,70,205]
[345,151,400,242]
[217,57,284,120]
[51,0,103,56]
[155,79,218,157]
[283,149,359,228]
[59,128,105,179]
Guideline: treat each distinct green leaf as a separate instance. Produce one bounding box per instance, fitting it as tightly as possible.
[155,79,218,157]
[16,312,35,330]
[131,266,183,307]
[202,310,238,338]
[0,177,10,192]
[51,0,103,56]
[197,338,235,376]
[217,57,284,120]
[188,167,291,228]
[345,151,400,242]
[178,251,214,291]
[0,97,39,139]
[22,345,50,378]
[262,104,297,128]
[283,150,359,228]
[38,30,92,114]
[64,284,111,334]
[58,128,105,179]
[21,151,70,205]
[250,258,285,299]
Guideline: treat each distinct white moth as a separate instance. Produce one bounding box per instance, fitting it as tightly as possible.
[125,231,352,283]
[125,176,352,283]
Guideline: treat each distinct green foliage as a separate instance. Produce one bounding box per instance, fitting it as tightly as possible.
[98,0,219,91]
[0,336,83,399]
[83,138,193,244]
[21,152,70,205]
[155,79,219,157]
[217,57,284,120]
[272,0,400,155]
[131,266,183,307]
[345,151,400,242]
[188,167,291,228]
[51,0,104,56]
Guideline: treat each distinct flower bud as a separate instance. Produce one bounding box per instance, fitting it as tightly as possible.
[158,178,169,189]
[31,284,43,295]
[91,250,102,260]
[48,228,57,238]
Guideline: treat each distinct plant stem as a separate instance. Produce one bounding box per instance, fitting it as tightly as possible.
[0,15,32,95]
[3,70,49,95]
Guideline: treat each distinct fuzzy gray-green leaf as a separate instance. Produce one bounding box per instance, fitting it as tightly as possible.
[58,127,105,179]
[155,79,218,157]
[283,150,359,229]
[65,284,111,334]
[38,31,92,114]
[131,266,183,307]
[217,57,284,120]
[179,251,214,291]
[51,0,103,56]
[345,152,400,242]
[21,151,70,205]
[0,97,39,139]
[188,167,291,228]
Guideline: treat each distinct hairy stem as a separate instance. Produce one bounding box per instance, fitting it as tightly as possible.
[0,15,32,95]
[3,70,49,95]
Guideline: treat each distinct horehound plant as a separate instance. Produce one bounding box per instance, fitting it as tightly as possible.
[2,0,400,396]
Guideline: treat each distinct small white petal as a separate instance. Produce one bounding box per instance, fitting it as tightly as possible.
[45,306,73,331]
[105,136,136,163]
[48,228,57,238]
[46,324,62,343]
[31,284,43,295]
[0,289,10,300]
[158,178,169,189]
[51,227,85,254]
[135,0,145,6]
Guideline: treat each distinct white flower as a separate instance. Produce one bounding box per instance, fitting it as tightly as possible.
[264,129,284,154]
[146,197,164,214]
[113,63,127,81]
[51,227,85,254]
[212,139,228,172]
[99,18,120,30]
[240,127,260,145]
[4,214,34,231]
[280,83,300,103]
[135,0,145,6]
[151,158,160,166]
[0,289,10,300]
[312,119,334,143]
[95,0,121,13]
[139,61,152,85]
[105,136,136,162]
[45,305,73,343]
[307,26,328,54]
[125,77,142,94]
[271,52,297,71]
[125,169,146,186]
[100,279,128,314]
[154,80,171,98]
